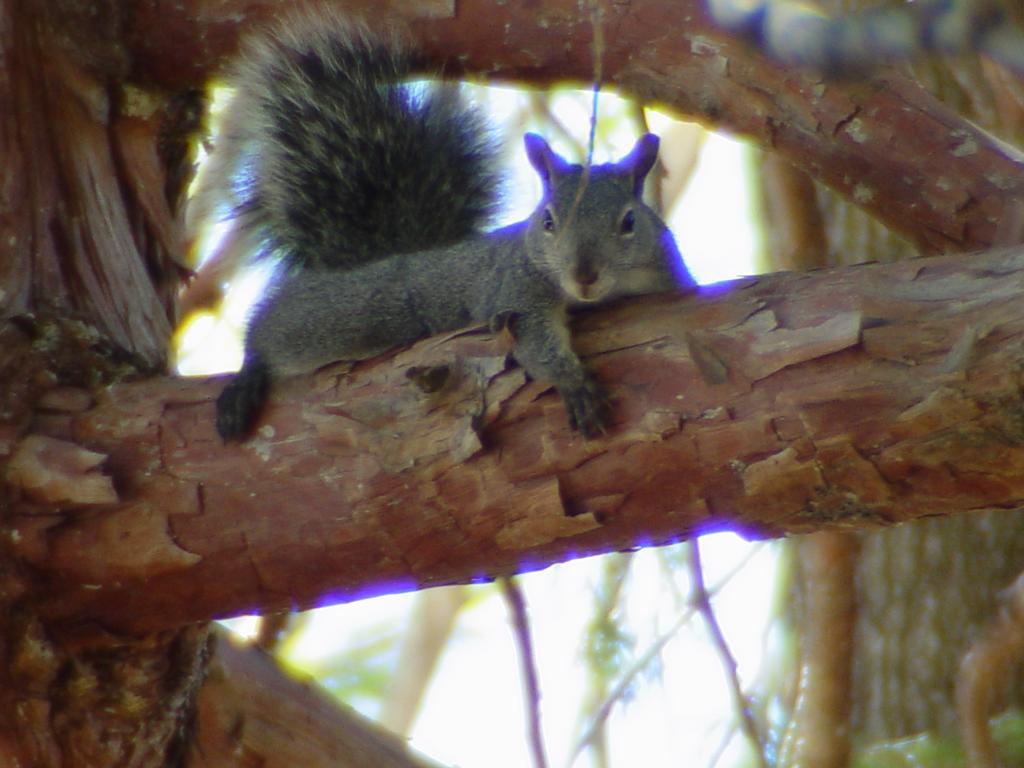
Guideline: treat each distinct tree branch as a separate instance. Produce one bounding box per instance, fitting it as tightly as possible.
[119,0,1024,253]
[7,247,1024,637]
[194,630,446,768]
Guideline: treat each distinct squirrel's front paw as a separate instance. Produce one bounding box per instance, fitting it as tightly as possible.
[562,377,610,438]
[216,361,270,441]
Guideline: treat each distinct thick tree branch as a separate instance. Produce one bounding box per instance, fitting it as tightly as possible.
[6,247,1024,637]
[119,0,1024,254]
[194,630,445,768]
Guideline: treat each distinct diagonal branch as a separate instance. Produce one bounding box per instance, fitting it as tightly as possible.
[7,247,1024,638]
[499,577,549,768]
[195,629,447,768]
[688,538,767,767]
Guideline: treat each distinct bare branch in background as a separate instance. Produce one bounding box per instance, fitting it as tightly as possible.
[778,533,858,768]
[570,545,764,763]
[688,539,768,768]
[500,578,550,768]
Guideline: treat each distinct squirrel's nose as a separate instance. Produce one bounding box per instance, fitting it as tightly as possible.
[575,262,598,286]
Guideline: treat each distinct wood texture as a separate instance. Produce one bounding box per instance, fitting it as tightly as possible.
[194,631,445,768]
[1,2,183,367]
[7,246,1024,637]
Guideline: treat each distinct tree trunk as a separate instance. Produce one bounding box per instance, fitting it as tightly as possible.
[849,47,1024,745]
[0,2,202,764]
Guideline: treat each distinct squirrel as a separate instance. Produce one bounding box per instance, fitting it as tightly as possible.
[194,12,696,442]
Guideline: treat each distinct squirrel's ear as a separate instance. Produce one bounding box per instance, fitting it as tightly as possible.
[623,133,660,196]
[524,133,567,187]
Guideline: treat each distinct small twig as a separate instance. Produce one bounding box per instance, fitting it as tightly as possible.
[526,93,586,159]
[576,552,634,768]
[560,0,604,256]
[500,576,550,768]
[569,544,765,765]
[688,539,769,768]
[586,0,604,165]
[570,603,688,765]
[707,721,739,768]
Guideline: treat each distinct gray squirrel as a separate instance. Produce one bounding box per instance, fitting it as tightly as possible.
[196,13,696,441]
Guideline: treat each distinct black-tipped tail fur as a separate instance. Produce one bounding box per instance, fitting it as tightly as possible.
[197,13,500,270]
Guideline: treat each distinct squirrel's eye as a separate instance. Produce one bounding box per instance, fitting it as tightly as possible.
[542,208,555,233]
[620,209,636,235]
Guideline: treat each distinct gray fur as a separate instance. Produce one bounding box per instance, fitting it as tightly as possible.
[209,15,695,440]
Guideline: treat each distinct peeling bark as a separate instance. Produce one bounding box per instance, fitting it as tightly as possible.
[0,4,450,764]
[5,247,1024,637]
[2,3,183,368]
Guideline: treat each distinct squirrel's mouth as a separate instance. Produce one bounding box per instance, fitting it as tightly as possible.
[565,280,611,304]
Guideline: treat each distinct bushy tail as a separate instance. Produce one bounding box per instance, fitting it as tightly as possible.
[189,13,500,270]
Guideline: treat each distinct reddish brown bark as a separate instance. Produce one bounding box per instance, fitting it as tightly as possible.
[0,4,456,765]
[117,0,1024,255]
[1,2,184,369]
[5,246,1024,638]
[0,621,211,767]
